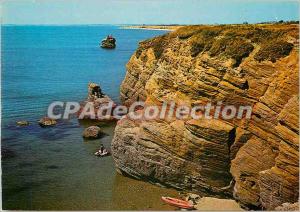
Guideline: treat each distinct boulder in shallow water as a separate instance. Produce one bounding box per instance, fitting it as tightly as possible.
[82,126,102,139]
[38,117,57,127]
[16,120,29,126]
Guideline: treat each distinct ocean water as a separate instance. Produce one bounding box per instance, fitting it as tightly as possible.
[1,25,178,210]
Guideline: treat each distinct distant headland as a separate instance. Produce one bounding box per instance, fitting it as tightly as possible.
[122,25,184,31]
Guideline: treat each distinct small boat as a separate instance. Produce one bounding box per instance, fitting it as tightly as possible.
[94,150,110,157]
[161,196,194,209]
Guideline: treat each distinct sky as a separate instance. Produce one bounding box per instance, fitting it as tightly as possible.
[1,0,299,25]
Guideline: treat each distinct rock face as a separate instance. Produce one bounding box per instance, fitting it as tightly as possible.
[275,202,299,211]
[82,126,102,139]
[112,24,299,210]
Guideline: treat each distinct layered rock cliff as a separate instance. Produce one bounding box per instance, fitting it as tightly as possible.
[112,24,299,210]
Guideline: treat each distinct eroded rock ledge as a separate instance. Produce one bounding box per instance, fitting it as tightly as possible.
[112,24,299,210]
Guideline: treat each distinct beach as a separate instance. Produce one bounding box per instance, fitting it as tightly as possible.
[122,25,184,31]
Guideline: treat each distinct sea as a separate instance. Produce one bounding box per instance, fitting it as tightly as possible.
[1,25,178,210]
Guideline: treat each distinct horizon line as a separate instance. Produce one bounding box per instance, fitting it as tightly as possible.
[1,19,299,27]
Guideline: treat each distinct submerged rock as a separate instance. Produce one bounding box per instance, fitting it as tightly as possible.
[82,126,102,139]
[38,117,57,127]
[16,120,29,126]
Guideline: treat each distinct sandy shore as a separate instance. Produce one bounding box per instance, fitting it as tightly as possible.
[122,25,184,31]
[194,197,244,211]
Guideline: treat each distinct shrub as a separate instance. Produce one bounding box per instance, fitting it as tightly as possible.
[151,36,168,59]
[225,39,254,66]
[254,40,294,62]
[245,28,273,43]
[136,23,297,63]
[189,29,221,57]
[209,37,229,56]
[173,26,204,39]
[201,29,221,38]
[209,37,254,66]
[135,35,171,59]
[135,45,144,58]
[190,42,205,57]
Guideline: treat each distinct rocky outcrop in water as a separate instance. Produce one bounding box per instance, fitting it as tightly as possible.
[82,126,103,139]
[78,82,116,121]
[38,117,57,127]
[101,36,116,49]
[16,120,29,126]
[112,24,299,210]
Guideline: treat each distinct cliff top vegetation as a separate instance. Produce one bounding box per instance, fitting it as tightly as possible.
[136,23,298,66]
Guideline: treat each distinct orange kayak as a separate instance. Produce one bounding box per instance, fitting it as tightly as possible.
[161,196,194,209]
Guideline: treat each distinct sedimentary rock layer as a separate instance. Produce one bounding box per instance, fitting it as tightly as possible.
[112,24,299,209]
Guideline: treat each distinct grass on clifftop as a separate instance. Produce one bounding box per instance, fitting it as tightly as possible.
[136,35,169,59]
[209,36,254,66]
[189,29,220,57]
[254,40,294,62]
[135,23,297,65]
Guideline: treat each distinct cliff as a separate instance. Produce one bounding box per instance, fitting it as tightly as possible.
[112,24,299,210]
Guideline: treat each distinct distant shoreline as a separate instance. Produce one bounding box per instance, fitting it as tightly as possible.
[122,25,184,31]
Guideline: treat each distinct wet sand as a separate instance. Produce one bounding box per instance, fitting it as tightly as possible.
[195,197,244,211]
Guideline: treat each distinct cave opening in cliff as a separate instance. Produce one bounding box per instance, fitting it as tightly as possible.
[241,80,249,90]
[228,128,236,148]
[228,128,236,162]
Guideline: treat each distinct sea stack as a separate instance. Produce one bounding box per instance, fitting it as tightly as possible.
[78,82,116,121]
[101,35,116,49]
